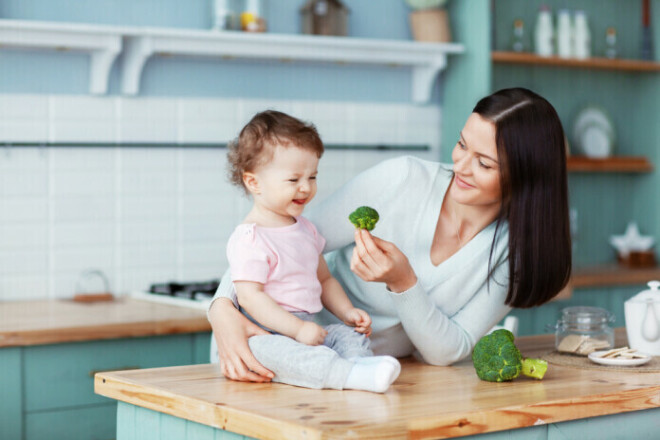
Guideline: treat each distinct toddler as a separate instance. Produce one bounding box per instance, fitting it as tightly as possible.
[224,110,400,392]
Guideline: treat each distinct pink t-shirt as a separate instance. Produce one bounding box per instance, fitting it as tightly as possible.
[226,216,326,314]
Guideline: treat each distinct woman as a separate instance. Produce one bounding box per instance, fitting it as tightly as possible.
[208,87,571,382]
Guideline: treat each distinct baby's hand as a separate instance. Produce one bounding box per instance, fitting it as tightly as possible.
[295,321,328,346]
[344,308,372,337]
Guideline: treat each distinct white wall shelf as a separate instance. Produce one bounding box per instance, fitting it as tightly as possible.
[0,19,122,94]
[0,19,464,103]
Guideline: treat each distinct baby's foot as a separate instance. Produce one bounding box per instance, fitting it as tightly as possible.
[344,356,401,393]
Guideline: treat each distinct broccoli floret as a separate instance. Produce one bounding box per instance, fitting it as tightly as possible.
[348,206,379,231]
[472,329,548,382]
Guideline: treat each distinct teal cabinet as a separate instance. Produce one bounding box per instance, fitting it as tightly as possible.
[0,332,211,440]
[114,403,660,440]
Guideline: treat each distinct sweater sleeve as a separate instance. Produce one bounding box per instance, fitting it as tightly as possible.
[388,261,512,366]
[306,156,411,253]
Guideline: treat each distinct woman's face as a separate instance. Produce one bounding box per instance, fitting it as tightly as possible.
[449,113,502,208]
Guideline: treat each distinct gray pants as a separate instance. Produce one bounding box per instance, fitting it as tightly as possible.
[248,319,373,390]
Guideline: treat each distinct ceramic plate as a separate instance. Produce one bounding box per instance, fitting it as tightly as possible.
[572,107,616,156]
[588,350,652,366]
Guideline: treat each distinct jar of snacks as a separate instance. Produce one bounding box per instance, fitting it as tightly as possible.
[553,306,614,355]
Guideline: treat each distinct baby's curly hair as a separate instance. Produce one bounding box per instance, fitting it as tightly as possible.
[227,110,324,193]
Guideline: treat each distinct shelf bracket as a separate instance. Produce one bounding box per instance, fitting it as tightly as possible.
[121,36,154,95]
[89,46,121,94]
[411,57,447,104]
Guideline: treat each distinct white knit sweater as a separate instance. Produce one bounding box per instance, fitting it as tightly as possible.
[211,156,512,365]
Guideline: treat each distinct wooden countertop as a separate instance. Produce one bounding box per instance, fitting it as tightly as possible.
[0,298,211,347]
[95,329,660,440]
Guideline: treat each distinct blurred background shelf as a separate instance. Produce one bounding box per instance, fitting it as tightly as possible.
[492,51,660,72]
[566,156,654,173]
[571,264,660,288]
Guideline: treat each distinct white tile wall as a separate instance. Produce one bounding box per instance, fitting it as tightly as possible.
[0,94,442,300]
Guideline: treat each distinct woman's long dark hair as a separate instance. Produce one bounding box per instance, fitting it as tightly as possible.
[474,88,571,308]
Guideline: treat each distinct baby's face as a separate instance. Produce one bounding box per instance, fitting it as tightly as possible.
[251,142,320,221]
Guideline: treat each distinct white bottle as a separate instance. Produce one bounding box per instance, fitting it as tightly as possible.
[556,9,573,58]
[573,10,591,59]
[534,5,554,57]
[213,0,230,30]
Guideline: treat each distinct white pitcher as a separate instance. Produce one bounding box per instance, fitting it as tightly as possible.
[624,280,660,355]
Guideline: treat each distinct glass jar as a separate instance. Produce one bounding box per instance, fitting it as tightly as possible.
[553,306,614,355]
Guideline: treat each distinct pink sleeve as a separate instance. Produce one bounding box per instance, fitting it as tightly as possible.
[226,227,271,284]
[299,216,326,254]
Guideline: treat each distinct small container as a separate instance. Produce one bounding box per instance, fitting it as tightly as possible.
[241,0,267,32]
[510,19,527,52]
[605,27,618,59]
[300,0,350,37]
[552,306,614,355]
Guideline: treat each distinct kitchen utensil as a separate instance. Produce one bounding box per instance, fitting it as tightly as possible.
[74,269,114,302]
[588,350,652,366]
[625,280,660,356]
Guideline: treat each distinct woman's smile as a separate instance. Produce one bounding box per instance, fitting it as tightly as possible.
[454,175,474,189]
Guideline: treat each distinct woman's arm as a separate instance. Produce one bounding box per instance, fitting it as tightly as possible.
[207,297,274,381]
[353,229,511,365]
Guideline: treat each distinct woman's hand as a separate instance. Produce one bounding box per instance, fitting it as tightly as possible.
[343,308,372,337]
[351,228,418,293]
[209,298,274,382]
[295,321,328,345]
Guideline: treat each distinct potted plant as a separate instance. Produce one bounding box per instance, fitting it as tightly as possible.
[405,0,451,43]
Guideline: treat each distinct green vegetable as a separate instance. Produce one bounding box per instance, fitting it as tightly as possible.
[472,329,548,382]
[348,206,379,231]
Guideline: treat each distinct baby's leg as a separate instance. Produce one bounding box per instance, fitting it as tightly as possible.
[324,324,401,392]
[248,334,353,390]
[323,323,373,359]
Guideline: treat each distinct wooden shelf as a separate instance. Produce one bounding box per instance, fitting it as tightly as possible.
[567,156,653,173]
[492,51,660,72]
[571,264,660,288]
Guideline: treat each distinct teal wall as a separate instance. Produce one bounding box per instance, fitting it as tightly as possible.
[493,0,660,267]
[492,0,660,334]
[441,0,492,158]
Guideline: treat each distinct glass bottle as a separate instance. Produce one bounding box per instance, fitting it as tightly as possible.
[534,5,554,57]
[511,19,526,52]
[605,27,618,59]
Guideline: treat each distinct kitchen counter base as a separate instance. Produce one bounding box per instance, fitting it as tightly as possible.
[116,403,660,440]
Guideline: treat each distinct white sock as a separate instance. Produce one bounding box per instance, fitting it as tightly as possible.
[344,356,401,393]
[349,355,400,369]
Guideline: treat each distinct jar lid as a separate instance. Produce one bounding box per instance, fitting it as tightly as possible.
[561,306,613,325]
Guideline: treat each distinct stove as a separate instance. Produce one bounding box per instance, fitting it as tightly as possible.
[131,280,219,310]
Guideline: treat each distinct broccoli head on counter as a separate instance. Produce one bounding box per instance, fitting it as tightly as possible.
[472,329,548,382]
[348,206,379,231]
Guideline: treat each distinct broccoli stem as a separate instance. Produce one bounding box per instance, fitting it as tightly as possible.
[521,358,548,380]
